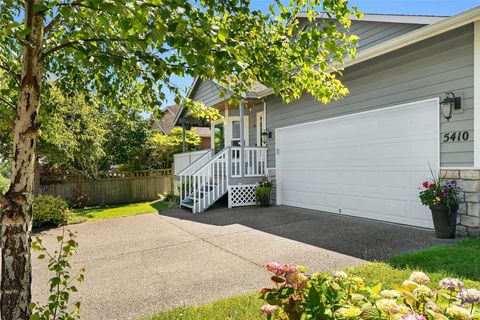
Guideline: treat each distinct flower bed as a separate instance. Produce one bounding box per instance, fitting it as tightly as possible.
[260,263,479,320]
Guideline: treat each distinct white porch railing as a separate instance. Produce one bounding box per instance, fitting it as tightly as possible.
[178,146,267,213]
[231,147,267,178]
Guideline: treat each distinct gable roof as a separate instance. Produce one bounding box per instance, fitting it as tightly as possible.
[177,5,480,119]
[342,5,480,69]
[151,104,181,135]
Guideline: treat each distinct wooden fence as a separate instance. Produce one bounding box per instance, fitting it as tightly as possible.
[39,169,173,206]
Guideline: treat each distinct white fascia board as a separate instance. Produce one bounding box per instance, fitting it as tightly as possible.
[474,21,480,167]
[342,6,480,69]
[297,12,447,25]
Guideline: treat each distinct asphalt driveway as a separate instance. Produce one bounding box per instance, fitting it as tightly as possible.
[32,205,452,320]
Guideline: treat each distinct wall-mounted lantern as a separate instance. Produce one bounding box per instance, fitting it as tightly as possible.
[261,129,272,146]
[440,92,461,121]
[261,129,272,139]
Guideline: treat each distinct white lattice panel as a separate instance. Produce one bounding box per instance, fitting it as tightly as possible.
[228,184,257,208]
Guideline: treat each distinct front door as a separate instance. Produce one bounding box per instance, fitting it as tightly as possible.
[227,116,249,147]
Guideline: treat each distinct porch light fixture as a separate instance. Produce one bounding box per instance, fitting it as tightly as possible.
[440,92,461,121]
[261,129,272,139]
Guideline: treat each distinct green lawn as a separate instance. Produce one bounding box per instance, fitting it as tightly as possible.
[388,238,480,281]
[74,200,170,221]
[145,238,480,320]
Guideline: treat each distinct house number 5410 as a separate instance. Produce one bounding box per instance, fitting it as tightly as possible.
[443,131,469,142]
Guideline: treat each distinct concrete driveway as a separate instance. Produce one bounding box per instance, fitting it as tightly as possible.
[32,205,451,320]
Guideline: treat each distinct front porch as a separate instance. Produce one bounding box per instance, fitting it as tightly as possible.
[174,96,270,213]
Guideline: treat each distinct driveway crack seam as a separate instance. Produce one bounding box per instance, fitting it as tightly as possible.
[157,216,265,269]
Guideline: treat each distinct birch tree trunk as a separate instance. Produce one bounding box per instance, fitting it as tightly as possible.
[0,1,44,319]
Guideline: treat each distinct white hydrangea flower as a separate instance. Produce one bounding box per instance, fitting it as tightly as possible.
[332,271,348,281]
[408,271,430,284]
[380,290,401,299]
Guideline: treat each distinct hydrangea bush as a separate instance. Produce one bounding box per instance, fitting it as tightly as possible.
[259,263,479,320]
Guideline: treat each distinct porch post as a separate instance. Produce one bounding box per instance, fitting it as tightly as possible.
[239,100,245,177]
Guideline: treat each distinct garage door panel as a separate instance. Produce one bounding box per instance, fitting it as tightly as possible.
[276,99,439,228]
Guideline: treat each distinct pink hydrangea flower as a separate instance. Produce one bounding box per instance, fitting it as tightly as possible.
[401,314,427,320]
[265,262,282,274]
[265,262,299,276]
[260,304,279,314]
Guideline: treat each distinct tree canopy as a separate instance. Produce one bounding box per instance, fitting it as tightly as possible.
[0,1,361,319]
[1,0,360,119]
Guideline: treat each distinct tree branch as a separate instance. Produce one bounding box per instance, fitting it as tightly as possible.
[42,37,124,59]
[44,0,85,35]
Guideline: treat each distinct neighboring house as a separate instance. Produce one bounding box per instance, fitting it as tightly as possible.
[150,104,211,149]
[175,7,480,236]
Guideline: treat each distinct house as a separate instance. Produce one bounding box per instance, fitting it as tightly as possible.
[174,7,480,236]
[150,104,212,149]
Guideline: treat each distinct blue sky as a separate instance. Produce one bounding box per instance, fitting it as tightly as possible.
[160,0,480,109]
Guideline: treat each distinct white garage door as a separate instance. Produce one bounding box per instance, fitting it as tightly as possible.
[276,99,439,228]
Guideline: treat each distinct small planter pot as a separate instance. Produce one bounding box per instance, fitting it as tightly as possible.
[429,204,458,239]
[257,195,270,207]
[257,194,271,207]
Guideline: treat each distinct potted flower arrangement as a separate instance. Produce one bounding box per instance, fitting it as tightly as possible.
[419,173,461,239]
[255,177,272,207]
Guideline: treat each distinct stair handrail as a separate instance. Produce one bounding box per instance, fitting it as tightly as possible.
[177,149,214,177]
[191,147,230,213]
[191,147,230,177]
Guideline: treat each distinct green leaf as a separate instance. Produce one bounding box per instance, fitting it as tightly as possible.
[218,28,228,42]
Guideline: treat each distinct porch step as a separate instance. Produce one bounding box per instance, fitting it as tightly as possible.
[180,202,193,209]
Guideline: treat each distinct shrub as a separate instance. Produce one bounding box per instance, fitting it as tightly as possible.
[31,230,85,319]
[255,177,272,206]
[259,263,479,320]
[70,188,91,208]
[33,195,71,228]
[164,193,180,204]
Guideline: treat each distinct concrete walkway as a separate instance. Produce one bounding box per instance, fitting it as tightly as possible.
[32,205,451,320]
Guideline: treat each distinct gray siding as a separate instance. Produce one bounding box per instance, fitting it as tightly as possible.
[191,79,229,107]
[266,24,474,168]
[348,20,424,52]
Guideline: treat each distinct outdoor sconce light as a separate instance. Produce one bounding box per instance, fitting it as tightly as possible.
[261,129,272,139]
[260,129,272,146]
[440,92,461,121]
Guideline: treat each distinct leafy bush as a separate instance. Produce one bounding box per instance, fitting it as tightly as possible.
[0,174,9,194]
[33,195,71,228]
[31,229,85,319]
[70,188,91,208]
[260,263,480,320]
[164,193,180,204]
[255,177,272,206]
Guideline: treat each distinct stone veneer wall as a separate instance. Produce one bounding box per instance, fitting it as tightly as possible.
[440,169,480,236]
